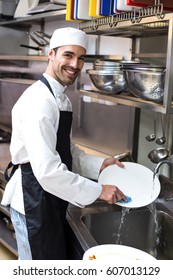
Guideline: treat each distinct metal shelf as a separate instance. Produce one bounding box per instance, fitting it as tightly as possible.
[0,78,35,85]
[0,205,10,217]
[0,55,48,61]
[79,9,173,114]
[0,171,6,190]
[78,89,172,113]
[0,9,66,28]
[79,5,169,37]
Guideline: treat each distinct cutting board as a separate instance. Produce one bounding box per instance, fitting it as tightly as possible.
[66,0,74,20]
[126,0,146,8]
[100,0,113,16]
[126,0,173,10]
[66,0,82,21]
[89,0,97,16]
[73,0,77,19]
[89,0,103,17]
[74,0,92,20]
[96,0,101,16]
[113,0,136,13]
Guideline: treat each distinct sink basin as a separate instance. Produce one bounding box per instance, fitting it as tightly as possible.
[81,206,173,260]
[67,175,173,260]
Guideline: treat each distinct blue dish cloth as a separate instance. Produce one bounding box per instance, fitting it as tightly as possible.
[118,195,132,203]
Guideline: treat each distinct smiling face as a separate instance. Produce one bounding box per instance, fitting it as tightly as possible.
[46,45,86,86]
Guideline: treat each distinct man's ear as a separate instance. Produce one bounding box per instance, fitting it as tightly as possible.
[48,49,55,60]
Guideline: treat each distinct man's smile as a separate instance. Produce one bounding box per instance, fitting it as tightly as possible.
[64,67,79,77]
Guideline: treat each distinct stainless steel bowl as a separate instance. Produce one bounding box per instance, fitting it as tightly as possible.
[93,60,122,71]
[123,67,165,103]
[94,59,121,66]
[86,69,125,94]
[93,65,121,71]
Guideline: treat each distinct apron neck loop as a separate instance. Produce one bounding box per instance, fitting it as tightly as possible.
[40,75,55,98]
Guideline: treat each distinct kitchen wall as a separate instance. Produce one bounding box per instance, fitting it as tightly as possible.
[138,110,172,175]
[0,26,27,56]
[1,17,171,172]
[136,36,173,176]
[46,20,138,158]
[0,18,138,160]
[67,85,136,157]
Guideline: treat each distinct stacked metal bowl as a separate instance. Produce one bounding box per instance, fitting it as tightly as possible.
[122,64,166,103]
[87,60,166,103]
[86,59,126,94]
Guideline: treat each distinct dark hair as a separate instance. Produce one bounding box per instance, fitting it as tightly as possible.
[53,47,59,54]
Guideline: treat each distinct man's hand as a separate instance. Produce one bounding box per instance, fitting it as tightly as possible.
[99,157,124,174]
[98,185,127,204]
[99,157,126,204]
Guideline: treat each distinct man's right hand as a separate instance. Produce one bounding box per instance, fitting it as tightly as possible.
[99,185,127,205]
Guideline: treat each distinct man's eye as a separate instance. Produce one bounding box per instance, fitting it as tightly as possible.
[79,57,85,61]
[63,53,72,59]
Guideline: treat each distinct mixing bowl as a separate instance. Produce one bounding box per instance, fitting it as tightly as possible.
[123,66,165,103]
[94,59,121,68]
[86,69,126,94]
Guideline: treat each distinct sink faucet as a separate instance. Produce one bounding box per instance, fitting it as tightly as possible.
[153,155,173,180]
[153,155,173,202]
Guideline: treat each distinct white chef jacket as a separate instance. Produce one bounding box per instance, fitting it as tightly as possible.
[1,73,104,214]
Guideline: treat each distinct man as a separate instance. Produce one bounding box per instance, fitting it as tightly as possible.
[1,27,126,260]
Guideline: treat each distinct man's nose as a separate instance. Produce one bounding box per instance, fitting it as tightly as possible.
[70,58,79,68]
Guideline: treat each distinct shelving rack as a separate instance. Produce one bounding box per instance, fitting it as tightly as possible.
[1,6,173,113]
[79,5,173,114]
[0,2,173,257]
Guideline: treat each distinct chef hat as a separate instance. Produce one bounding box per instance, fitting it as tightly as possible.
[49,27,88,50]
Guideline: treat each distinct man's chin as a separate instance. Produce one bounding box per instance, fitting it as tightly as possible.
[64,77,76,86]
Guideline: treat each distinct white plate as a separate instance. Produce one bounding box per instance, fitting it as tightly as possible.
[83,244,156,260]
[98,162,160,208]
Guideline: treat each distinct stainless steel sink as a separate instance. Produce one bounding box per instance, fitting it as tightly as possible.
[81,206,173,260]
[67,175,173,260]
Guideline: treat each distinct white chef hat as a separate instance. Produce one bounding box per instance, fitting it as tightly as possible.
[49,27,88,50]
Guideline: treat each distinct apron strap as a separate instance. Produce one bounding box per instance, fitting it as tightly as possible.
[40,75,55,98]
[4,161,19,182]
[4,75,54,183]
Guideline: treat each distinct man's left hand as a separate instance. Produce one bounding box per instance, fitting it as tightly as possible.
[99,157,124,174]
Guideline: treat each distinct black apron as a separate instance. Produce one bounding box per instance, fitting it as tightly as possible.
[5,76,73,260]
